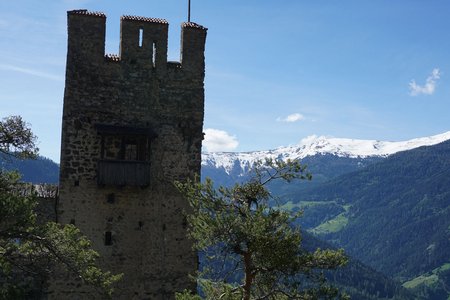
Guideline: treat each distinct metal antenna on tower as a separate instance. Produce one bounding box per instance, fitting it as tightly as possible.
[188,0,191,22]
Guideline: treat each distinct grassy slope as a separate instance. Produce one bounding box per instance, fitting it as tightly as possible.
[284,141,450,299]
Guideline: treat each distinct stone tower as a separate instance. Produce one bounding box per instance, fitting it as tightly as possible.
[54,9,207,299]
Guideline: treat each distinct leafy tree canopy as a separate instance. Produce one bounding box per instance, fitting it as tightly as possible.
[0,115,38,159]
[176,159,348,300]
[0,116,121,299]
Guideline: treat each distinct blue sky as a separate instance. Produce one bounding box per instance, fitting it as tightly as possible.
[1,1,450,162]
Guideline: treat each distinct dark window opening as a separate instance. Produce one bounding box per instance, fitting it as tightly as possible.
[124,142,137,160]
[100,136,148,162]
[70,219,76,225]
[74,180,79,187]
[95,124,157,187]
[107,193,115,204]
[105,232,112,246]
[120,137,148,161]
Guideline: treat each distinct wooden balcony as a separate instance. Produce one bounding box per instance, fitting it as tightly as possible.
[97,160,150,187]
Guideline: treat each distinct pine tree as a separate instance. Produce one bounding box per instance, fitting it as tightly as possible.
[0,116,121,298]
[176,159,348,300]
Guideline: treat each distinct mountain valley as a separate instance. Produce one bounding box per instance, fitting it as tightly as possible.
[3,132,450,299]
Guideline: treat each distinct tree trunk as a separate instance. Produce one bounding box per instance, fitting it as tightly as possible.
[243,251,253,300]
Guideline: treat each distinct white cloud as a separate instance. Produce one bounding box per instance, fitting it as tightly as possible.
[277,113,304,123]
[0,64,63,82]
[409,68,441,96]
[203,128,239,152]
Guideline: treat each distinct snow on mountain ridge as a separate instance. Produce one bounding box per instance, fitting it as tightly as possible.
[201,131,450,175]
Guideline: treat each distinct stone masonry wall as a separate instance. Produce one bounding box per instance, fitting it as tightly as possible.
[49,10,207,299]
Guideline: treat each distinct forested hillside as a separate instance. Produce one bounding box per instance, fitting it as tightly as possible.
[292,141,450,299]
[202,153,383,189]
[301,232,414,299]
[0,153,59,183]
[3,140,450,298]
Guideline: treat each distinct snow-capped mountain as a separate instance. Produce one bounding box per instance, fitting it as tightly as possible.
[202,131,450,176]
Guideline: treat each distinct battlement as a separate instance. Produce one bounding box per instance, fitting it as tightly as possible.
[66,10,207,73]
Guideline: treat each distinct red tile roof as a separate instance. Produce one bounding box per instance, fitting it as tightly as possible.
[68,9,106,18]
[121,15,168,24]
[182,22,207,31]
[105,54,120,62]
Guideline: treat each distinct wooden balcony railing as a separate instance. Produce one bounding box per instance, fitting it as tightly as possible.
[97,160,150,186]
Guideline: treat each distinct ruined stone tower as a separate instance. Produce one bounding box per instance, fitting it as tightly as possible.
[54,9,207,299]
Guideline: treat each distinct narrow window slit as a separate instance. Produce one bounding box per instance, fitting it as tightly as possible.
[152,41,157,67]
[105,232,112,246]
[139,28,144,48]
[107,193,115,204]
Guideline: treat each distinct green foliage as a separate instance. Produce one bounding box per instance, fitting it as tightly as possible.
[301,232,414,299]
[0,170,122,297]
[0,116,121,298]
[402,262,450,300]
[310,212,349,235]
[0,116,38,159]
[176,158,348,299]
[176,289,203,300]
[286,141,450,299]
[0,152,59,184]
[202,154,383,196]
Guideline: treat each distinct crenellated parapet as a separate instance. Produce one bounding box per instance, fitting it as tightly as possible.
[66,9,207,77]
[119,15,168,72]
[181,22,208,75]
[67,10,106,65]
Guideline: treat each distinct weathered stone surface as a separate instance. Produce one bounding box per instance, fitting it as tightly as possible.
[49,9,207,299]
